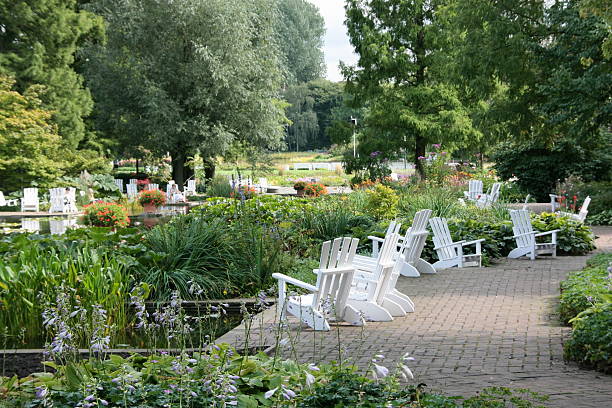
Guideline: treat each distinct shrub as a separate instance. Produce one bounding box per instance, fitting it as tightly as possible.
[138,189,166,206]
[293,180,307,190]
[364,184,399,219]
[559,253,612,325]
[205,175,233,198]
[564,303,612,373]
[532,213,596,255]
[83,202,130,228]
[303,182,327,197]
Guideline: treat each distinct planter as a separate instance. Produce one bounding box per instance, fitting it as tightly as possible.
[142,203,158,213]
[295,189,305,197]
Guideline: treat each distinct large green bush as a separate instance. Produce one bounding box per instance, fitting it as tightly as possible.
[559,253,612,325]
[564,303,612,373]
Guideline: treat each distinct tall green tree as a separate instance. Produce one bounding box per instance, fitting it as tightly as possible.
[276,0,326,84]
[84,0,286,185]
[0,0,103,148]
[0,76,63,191]
[283,79,344,150]
[343,0,479,178]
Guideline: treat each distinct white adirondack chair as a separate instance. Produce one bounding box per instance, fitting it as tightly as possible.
[429,217,485,269]
[396,209,436,277]
[549,194,561,212]
[48,188,64,213]
[273,237,363,331]
[184,180,197,195]
[257,178,268,193]
[348,230,399,321]
[21,188,39,212]
[0,192,18,207]
[146,183,159,191]
[464,180,483,201]
[126,184,138,199]
[476,182,502,208]
[129,178,138,185]
[558,196,590,223]
[114,179,124,193]
[508,210,559,260]
[362,221,402,261]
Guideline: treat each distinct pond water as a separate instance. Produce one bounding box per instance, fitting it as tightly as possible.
[0,205,191,235]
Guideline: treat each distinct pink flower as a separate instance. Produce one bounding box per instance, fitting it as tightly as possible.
[418,156,426,160]
[441,151,447,156]
[433,143,441,149]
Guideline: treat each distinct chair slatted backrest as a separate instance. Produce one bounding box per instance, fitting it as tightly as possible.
[187,180,196,191]
[429,217,456,261]
[467,180,483,200]
[314,237,359,312]
[129,179,138,185]
[126,184,138,198]
[23,188,38,205]
[401,209,432,264]
[368,231,399,304]
[22,219,40,232]
[579,196,591,219]
[510,210,533,248]
[147,184,159,190]
[48,188,63,212]
[489,183,502,203]
[114,179,124,193]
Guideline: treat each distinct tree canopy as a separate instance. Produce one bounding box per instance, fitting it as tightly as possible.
[84,0,287,185]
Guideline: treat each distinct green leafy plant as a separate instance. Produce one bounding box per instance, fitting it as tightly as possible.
[83,202,130,228]
[364,184,399,219]
[564,302,612,373]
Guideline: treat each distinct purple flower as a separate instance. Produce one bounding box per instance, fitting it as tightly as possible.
[370,151,381,158]
[441,151,447,156]
[433,143,441,149]
[418,156,426,160]
[35,386,48,399]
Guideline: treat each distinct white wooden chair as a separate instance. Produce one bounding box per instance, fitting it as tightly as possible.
[129,178,138,185]
[0,192,19,207]
[396,209,436,277]
[184,180,197,195]
[257,178,268,193]
[549,194,561,212]
[114,179,124,193]
[49,188,64,213]
[21,188,39,212]
[464,180,483,202]
[558,196,590,223]
[64,188,77,213]
[508,209,559,260]
[476,182,502,208]
[126,184,138,199]
[146,183,159,191]
[362,221,402,261]
[429,217,485,269]
[273,237,362,331]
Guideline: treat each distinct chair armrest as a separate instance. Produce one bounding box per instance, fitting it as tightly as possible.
[367,235,385,243]
[513,231,537,238]
[272,273,317,292]
[313,266,354,276]
[434,240,466,250]
[463,239,485,246]
[535,229,560,237]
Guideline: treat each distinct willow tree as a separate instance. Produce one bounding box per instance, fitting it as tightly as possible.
[342,0,478,178]
[84,0,286,185]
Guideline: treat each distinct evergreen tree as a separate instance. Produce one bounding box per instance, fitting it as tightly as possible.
[0,0,103,148]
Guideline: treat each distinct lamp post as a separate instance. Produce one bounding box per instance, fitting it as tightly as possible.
[350,116,357,157]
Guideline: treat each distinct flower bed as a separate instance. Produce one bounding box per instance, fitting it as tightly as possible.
[303,182,327,197]
[83,202,130,228]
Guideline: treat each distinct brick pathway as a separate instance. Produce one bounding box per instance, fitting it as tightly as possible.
[218,226,612,407]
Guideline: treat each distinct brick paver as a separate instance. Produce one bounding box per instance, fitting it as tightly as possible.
[218,226,612,407]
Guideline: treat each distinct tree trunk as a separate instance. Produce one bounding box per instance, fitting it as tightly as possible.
[171,152,193,188]
[415,136,426,179]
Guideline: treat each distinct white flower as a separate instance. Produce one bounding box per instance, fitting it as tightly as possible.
[305,372,315,387]
[308,363,320,371]
[264,387,278,399]
[373,364,389,378]
[400,364,414,380]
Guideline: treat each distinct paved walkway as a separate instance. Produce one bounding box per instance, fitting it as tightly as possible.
[218,226,612,407]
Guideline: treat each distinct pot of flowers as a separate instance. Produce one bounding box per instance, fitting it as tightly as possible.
[138,189,166,213]
[304,182,328,197]
[83,202,130,229]
[293,181,307,196]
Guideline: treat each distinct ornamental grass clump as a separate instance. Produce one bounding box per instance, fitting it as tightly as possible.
[138,189,166,206]
[83,202,129,228]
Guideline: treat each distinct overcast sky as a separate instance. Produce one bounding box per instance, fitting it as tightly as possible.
[306,0,357,82]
